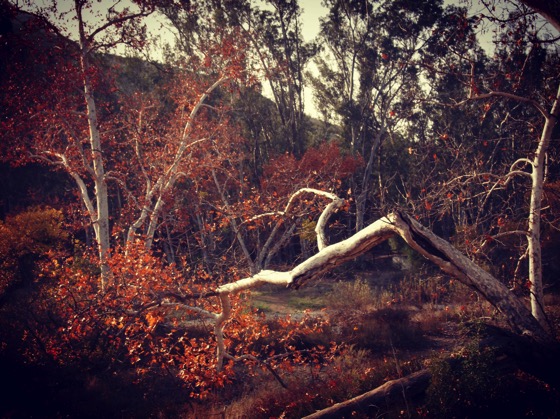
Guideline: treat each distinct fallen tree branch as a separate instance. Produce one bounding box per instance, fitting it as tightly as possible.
[303,369,432,419]
[153,193,553,371]
[391,212,548,343]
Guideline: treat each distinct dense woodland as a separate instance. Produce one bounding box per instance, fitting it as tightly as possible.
[1,0,560,417]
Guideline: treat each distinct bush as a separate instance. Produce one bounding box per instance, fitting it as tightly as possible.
[205,345,382,419]
[426,340,502,418]
[325,278,375,312]
[0,206,68,296]
[335,307,428,351]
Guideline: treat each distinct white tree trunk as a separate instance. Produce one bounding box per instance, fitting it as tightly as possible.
[77,5,111,291]
[527,84,560,328]
[462,82,560,329]
[126,78,228,250]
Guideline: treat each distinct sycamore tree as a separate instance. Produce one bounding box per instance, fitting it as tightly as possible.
[414,0,560,329]
[1,0,159,290]
[0,0,251,290]
[144,0,560,385]
[476,0,560,330]
[0,0,353,396]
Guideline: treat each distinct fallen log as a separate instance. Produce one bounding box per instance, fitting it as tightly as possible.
[303,369,432,419]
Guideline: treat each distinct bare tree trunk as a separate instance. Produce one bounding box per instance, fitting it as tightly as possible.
[459,81,560,328]
[212,170,257,274]
[125,77,228,251]
[391,212,549,343]
[77,2,111,291]
[355,127,385,232]
[526,84,560,328]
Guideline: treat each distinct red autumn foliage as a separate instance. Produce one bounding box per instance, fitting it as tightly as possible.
[232,142,362,222]
[262,142,362,198]
[15,240,334,398]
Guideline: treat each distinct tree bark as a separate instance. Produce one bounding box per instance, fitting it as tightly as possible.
[526,84,560,328]
[76,1,111,291]
[390,212,549,343]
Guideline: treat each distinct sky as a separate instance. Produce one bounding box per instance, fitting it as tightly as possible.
[298,0,328,42]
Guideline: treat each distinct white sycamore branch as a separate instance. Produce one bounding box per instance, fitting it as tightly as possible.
[245,188,343,250]
[160,188,552,371]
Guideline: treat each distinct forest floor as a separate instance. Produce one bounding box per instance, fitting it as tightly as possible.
[2,272,559,418]
[249,274,464,354]
[250,279,333,316]
[229,273,560,418]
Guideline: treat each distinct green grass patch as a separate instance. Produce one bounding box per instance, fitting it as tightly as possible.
[287,295,325,310]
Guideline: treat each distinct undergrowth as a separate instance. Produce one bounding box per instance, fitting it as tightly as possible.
[218,271,558,419]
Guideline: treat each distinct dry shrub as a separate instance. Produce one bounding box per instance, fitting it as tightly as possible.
[412,308,454,334]
[426,340,501,418]
[335,307,428,351]
[382,274,474,308]
[325,278,375,312]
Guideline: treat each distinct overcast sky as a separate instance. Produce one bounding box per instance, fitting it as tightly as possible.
[299,0,328,41]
